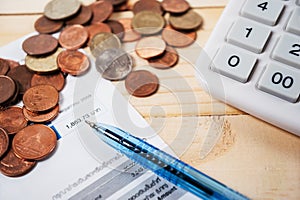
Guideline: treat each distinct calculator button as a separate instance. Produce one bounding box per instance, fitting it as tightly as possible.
[211,44,257,83]
[226,18,271,53]
[241,0,284,26]
[286,8,300,35]
[258,63,300,103]
[271,34,300,69]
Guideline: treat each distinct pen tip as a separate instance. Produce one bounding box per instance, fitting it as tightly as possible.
[85,120,95,127]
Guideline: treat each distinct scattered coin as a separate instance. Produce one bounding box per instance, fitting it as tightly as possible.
[0,75,16,106]
[132,11,165,35]
[148,46,178,69]
[162,25,196,47]
[7,65,34,95]
[106,0,128,6]
[132,0,164,15]
[0,59,10,75]
[0,148,36,177]
[22,34,58,56]
[118,18,141,42]
[0,106,28,135]
[25,48,63,73]
[86,23,112,44]
[57,50,90,76]
[169,9,203,30]
[31,72,65,91]
[59,25,88,50]
[95,48,132,80]
[6,59,20,70]
[125,70,159,97]
[90,32,121,57]
[135,36,166,59]
[44,0,81,20]
[91,0,113,24]
[0,128,9,158]
[22,105,59,123]
[161,0,190,14]
[23,85,59,113]
[106,20,125,40]
[12,124,57,160]
[66,5,93,25]
[34,15,64,34]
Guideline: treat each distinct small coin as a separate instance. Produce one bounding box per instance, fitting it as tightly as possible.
[135,36,166,59]
[125,70,159,97]
[106,20,125,40]
[132,11,165,35]
[169,9,203,30]
[57,50,90,76]
[25,48,63,73]
[90,32,121,57]
[132,0,164,15]
[161,0,190,14]
[23,105,59,123]
[0,59,10,75]
[0,106,28,135]
[66,5,93,25]
[91,0,113,24]
[12,124,57,160]
[118,18,141,42]
[6,59,20,70]
[22,34,58,56]
[162,25,196,47]
[7,65,34,95]
[95,48,132,80]
[0,148,36,177]
[31,72,65,91]
[86,23,112,44]
[59,25,88,50]
[148,46,178,69]
[44,0,81,20]
[34,15,63,34]
[23,85,59,113]
[0,128,9,158]
[106,0,127,6]
[0,75,16,105]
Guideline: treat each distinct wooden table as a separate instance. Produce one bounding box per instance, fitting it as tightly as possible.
[1,0,299,199]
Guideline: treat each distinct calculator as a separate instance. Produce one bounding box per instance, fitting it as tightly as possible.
[195,0,300,136]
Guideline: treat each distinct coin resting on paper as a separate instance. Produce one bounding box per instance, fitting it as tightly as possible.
[0,0,203,178]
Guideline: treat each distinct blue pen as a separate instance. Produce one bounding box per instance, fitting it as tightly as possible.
[85,121,249,200]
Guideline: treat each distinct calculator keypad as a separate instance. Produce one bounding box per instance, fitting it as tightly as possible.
[286,7,300,35]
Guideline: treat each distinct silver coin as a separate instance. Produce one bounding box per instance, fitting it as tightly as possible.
[95,48,133,81]
[44,0,81,20]
[90,32,121,58]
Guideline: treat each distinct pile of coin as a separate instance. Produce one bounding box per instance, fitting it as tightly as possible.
[0,0,203,176]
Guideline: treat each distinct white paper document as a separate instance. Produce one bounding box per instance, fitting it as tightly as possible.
[0,36,199,200]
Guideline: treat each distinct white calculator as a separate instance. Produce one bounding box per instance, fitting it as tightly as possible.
[196,0,300,136]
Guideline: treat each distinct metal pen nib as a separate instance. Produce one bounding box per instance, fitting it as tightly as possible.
[85,120,106,134]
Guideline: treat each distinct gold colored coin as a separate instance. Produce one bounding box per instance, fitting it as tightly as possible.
[132,11,165,35]
[25,48,63,73]
[169,10,203,30]
[135,37,166,59]
[89,32,121,57]
[44,0,81,20]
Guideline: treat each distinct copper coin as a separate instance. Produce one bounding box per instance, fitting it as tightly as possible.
[0,59,10,75]
[106,20,125,39]
[7,65,34,94]
[0,128,9,158]
[169,9,203,30]
[34,15,63,34]
[125,70,159,97]
[132,0,164,15]
[23,105,59,123]
[91,0,113,24]
[135,36,166,59]
[0,148,36,177]
[59,25,88,50]
[0,106,28,135]
[22,34,58,56]
[0,75,16,105]
[114,1,130,12]
[118,18,141,42]
[66,5,93,25]
[6,59,20,70]
[106,0,127,6]
[132,11,165,35]
[161,0,190,14]
[31,72,65,91]
[44,0,81,20]
[162,25,196,47]
[23,85,59,112]
[57,50,90,76]
[12,124,57,160]
[86,23,112,43]
[148,46,178,69]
